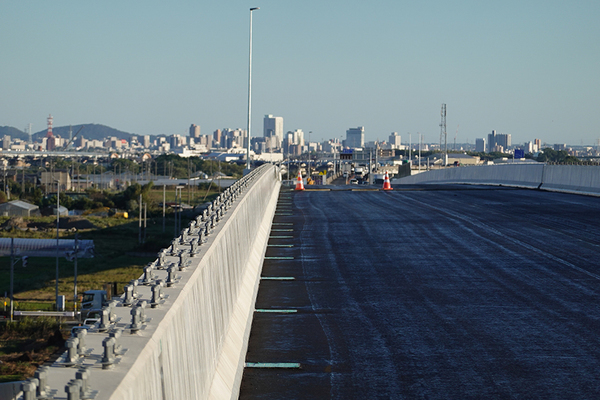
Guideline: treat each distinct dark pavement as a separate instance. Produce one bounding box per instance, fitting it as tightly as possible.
[239,185,600,399]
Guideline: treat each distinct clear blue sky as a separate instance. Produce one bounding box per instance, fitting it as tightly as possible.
[1,0,599,146]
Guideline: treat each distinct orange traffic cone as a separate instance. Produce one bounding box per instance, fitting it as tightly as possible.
[295,171,305,191]
[382,171,393,191]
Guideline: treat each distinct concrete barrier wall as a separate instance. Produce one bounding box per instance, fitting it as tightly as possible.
[393,164,600,196]
[542,165,600,195]
[393,164,545,188]
[107,165,281,400]
[9,165,281,400]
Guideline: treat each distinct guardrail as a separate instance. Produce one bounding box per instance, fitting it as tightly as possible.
[11,164,282,400]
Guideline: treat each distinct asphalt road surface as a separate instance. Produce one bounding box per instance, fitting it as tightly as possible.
[239,185,600,399]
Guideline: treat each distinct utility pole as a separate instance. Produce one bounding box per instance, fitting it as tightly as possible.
[418,132,422,172]
[10,238,15,321]
[73,234,79,311]
[440,103,447,166]
[55,179,60,310]
[409,133,412,168]
[143,203,147,244]
[138,194,142,244]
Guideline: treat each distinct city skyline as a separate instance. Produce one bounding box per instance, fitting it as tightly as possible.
[0,119,593,149]
[1,1,598,145]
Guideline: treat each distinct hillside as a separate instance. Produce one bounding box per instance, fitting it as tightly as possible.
[32,124,133,142]
[1,124,136,143]
[0,126,28,141]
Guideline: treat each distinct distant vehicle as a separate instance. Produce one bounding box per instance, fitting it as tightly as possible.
[350,179,358,185]
[81,290,107,310]
[81,290,107,319]
[355,167,364,177]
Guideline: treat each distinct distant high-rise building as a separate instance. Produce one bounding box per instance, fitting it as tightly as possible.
[487,130,511,152]
[189,124,201,139]
[75,135,86,149]
[220,128,246,149]
[263,115,283,150]
[168,134,186,149]
[554,143,567,151]
[47,136,57,151]
[389,132,401,149]
[475,138,486,152]
[196,134,212,148]
[346,127,365,148]
[293,129,304,147]
[143,135,151,148]
[213,129,222,147]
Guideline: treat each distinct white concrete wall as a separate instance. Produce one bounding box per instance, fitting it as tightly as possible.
[541,165,600,195]
[110,165,281,400]
[393,164,600,196]
[17,165,282,400]
[393,164,544,188]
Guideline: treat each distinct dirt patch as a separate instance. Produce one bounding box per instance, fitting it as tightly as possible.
[1,217,27,230]
[1,216,97,231]
[0,327,66,382]
[58,217,97,230]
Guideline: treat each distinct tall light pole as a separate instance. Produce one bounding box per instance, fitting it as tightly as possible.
[246,7,260,172]
[408,133,412,167]
[55,178,60,309]
[418,132,422,172]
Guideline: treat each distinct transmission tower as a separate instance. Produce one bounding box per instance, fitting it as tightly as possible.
[440,104,447,166]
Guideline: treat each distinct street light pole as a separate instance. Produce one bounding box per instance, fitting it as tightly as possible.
[418,132,421,172]
[246,7,260,172]
[73,234,78,311]
[55,179,60,310]
[10,238,14,321]
[409,133,412,167]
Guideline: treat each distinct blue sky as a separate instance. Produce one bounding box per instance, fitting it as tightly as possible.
[1,0,599,146]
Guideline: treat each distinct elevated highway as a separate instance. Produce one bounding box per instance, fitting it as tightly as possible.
[241,185,600,398]
[8,163,600,399]
[9,164,281,400]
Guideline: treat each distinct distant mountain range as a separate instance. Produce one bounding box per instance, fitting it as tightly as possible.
[0,124,135,142]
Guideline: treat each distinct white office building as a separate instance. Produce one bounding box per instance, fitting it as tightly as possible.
[263,114,283,150]
[346,127,365,148]
[389,132,401,149]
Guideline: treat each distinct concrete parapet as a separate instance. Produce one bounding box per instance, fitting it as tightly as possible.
[109,165,281,400]
[393,164,544,188]
[541,165,600,195]
[393,164,600,196]
[20,165,282,400]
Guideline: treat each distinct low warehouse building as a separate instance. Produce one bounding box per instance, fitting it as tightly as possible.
[0,200,40,217]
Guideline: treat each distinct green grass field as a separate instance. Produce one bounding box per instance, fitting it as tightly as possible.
[0,213,192,310]
[0,185,224,382]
